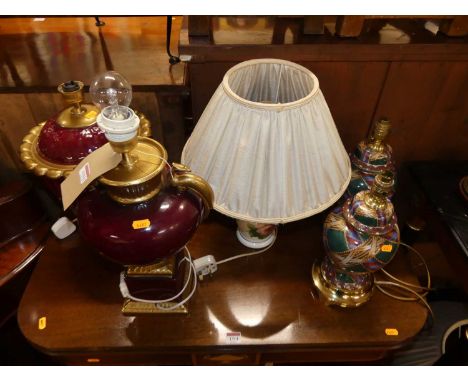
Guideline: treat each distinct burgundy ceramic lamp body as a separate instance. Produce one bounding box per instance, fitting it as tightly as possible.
[37,119,107,166]
[77,186,205,265]
[76,105,214,267]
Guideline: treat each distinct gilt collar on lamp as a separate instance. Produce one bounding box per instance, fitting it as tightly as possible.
[182,59,351,248]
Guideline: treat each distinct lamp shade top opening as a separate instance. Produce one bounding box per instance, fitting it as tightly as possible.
[223,59,319,110]
[182,59,351,224]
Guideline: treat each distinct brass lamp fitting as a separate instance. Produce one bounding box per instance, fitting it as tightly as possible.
[364,172,394,210]
[368,118,391,152]
[57,80,85,115]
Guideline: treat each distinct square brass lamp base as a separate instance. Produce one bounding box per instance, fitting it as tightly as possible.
[121,248,190,315]
[311,261,374,308]
[122,299,188,314]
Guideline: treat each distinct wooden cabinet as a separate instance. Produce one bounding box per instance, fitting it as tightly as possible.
[17,213,427,365]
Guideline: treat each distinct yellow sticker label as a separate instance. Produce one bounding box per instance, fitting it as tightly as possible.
[381,244,393,252]
[385,328,399,336]
[132,219,150,229]
[85,110,98,119]
[38,317,46,330]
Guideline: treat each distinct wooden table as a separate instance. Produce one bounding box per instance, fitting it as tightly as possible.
[18,212,427,365]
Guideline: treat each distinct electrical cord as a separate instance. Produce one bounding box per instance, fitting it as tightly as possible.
[375,239,434,321]
[376,281,434,320]
[120,226,278,310]
[216,227,278,265]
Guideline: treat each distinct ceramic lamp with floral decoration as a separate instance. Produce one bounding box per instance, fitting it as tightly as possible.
[182,59,351,249]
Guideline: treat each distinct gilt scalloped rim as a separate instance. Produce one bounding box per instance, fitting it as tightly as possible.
[19,112,152,179]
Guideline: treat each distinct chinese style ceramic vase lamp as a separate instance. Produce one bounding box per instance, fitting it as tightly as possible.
[313,172,400,307]
[347,118,396,198]
[182,59,351,248]
[19,71,151,199]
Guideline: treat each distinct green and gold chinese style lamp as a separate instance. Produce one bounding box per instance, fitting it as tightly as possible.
[347,118,396,198]
[313,172,400,307]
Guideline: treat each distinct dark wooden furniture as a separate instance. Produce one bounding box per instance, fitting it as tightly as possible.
[187,16,468,39]
[180,16,468,171]
[18,212,427,365]
[335,16,468,37]
[406,161,468,295]
[0,128,50,328]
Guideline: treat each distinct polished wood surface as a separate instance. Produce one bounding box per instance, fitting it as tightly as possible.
[0,221,49,287]
[374,62,468,164]
[18,212,427,365]
[0,17,184,88]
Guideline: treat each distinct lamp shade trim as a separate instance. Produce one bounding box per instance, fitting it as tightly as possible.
[222,58,320,111]
[213,163,351,224]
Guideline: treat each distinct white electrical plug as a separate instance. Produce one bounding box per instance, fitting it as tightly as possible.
[193,255,218,280]
[51,217,76,239]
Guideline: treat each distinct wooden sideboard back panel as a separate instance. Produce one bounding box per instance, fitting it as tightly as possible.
[375,61,468,164]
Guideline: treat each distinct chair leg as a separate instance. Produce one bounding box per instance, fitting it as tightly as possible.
[95,17,105,27]
[166,16,180,65]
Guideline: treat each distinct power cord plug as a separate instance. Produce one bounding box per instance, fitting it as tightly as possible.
[193,255,218,280]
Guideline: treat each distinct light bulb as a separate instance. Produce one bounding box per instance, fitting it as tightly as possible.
[89,71,132,120]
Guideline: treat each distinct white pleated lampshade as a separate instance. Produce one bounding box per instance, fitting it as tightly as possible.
[182,59,351,224]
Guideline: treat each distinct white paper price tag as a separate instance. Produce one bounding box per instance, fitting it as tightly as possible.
[226,332,241,344]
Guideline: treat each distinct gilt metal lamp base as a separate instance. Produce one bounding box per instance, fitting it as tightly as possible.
[121,248,191,315]
[312,260,374,308]
[122,299,188,315]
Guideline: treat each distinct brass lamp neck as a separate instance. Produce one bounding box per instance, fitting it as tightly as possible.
[58,81,85,114]
[367,118,391,152]
[364,172,394,210]
[108,136,139,169]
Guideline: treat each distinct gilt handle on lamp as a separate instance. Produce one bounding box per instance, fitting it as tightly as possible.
[171,163,214,219]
